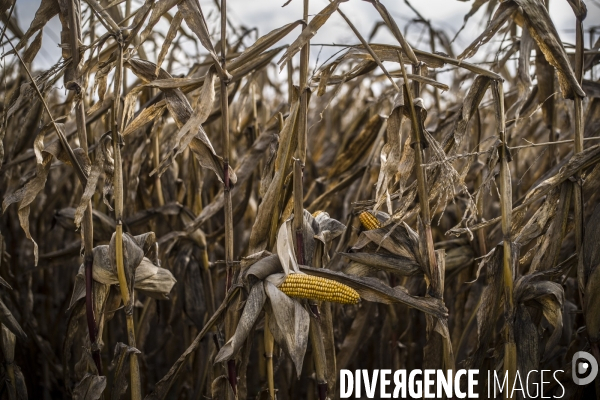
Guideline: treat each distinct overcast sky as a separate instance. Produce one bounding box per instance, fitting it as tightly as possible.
[11,0,600,74]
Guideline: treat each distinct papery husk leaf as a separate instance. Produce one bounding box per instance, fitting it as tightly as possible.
[264,280,310,378]
[277,217,299,275]
[214,283,266,363]
[69,255,175,308]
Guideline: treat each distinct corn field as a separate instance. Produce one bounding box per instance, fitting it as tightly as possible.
[1,0,600,398]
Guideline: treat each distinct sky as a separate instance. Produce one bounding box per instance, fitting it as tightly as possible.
[9,0,600,76]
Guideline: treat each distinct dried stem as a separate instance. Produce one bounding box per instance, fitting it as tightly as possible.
[219,0,237,394]
[293,0,309,265]
[153,124,165,207]
[5,38,88,186]
[220,0,233,292]
[401,61,438,290]
[264,313,275,400]
[573,9,585,299]
[571,6,600,393]
[112,37,142,400]
[309,314,327,400]
[493,81,516,400]
[68,0,101,374]
[400,52,453,377]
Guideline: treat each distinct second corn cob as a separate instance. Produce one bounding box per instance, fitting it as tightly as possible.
[359,211,382,231]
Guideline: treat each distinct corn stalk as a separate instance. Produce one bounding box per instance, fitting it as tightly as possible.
[264,313,275,400]
[293,0,309,265]
[68,0,101,375]
[492,81,516,400]
[571,2,600,393]
[112,36,142,400]
[399,56,452,377]
[219,0,237,395]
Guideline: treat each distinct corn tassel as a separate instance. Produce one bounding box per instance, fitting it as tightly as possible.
[279,274,359,304]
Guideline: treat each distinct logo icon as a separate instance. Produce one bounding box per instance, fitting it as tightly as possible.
[572,351,598,386]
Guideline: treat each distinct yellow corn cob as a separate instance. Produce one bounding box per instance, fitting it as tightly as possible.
[359,211,381,230]
[279,274,360,304]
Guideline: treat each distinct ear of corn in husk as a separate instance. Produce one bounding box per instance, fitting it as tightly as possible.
[359,211,382,231]
[278,273,359,304]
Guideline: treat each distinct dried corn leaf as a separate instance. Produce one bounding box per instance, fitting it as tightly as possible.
[183,258,206,329]
[249,102,299,253]
[74,142,106,228]
[458,1,518,60]
[341,252,421,276]
[140,0,181,43]
[110,343,141,400]
[7,0,58,55]
[153,67,217,177]
[69,252,175,308]
[127,58,235,184]
[2,142,57,265]
[328,114,383,178]
[514,0,585,99]
[464,246,502,370]
[444,75,491,154]
[229,20,303,72]
[366,0,418,64]
[584,203,600,341]
[299,265,447,318]
[178,0,226,77]
[0,300,26,341]
[155,11,183,77]
[450,144,600,236]
[515,274,563,357]
[276,217,299,275]
[72,373,106,400]
[277,0,346,70]
[214,283,266,363]
[353,223,421,265]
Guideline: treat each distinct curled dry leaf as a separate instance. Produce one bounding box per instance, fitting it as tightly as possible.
[110,342,142,400]
[514,0,585,99]
[69,243,176,309]
[276,217,299,275]
[277,0,347,70]
[214,283,266,364]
